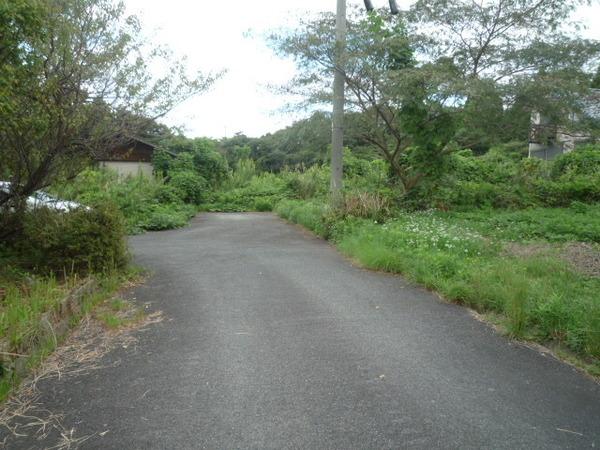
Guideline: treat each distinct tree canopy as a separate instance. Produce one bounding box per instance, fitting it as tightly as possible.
[270,1,600,192]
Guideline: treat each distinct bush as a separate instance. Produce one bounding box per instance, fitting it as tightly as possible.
[169,171,208,204]
[14,204,128,275]
[205,172,290,212]
[284,165,328,200]
[551,146,600,179]
[154,184,183,204]
[54,168,198,234]
[226,158,257,189]
[275,200,332,238]
[141,204,196,230]
[253,198,273,212]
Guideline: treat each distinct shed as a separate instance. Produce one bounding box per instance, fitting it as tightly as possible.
[98,137,157,177]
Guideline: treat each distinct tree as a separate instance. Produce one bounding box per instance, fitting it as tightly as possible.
[272,1,600,195]
[272,11,458,193]
[592,65,600,89]
[160,136,229,186]
[408,0,600,147]
[0,0,219,239]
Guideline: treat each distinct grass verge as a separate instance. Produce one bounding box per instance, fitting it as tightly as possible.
[275,199,600,376]
[0,267,144,402]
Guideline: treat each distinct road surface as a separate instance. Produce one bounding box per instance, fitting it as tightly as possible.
[4,213,600,449]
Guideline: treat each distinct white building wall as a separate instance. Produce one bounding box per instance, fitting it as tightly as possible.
[100,161,154,178]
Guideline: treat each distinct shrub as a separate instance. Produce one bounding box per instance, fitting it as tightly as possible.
[14,204,128,275]
[141,204,196,230]
[551,146,600,179]
[226,158,258,189]
[285,168,325,199]
[275,200,332,238]
[154,184,183,204]
[169,171,208,204]
[533,176,600,206]
[205,172,290,212]
[253,198,273,212]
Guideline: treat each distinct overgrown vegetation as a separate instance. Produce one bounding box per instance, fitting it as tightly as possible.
[54,169,197,234]
[0,0,217,242]
[0,263,143,401]
[1,0,599,400]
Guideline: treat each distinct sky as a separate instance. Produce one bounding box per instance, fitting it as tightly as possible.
[124,0,600,140]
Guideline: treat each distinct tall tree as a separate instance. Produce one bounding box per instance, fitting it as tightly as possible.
[272,11,458,193]
[0,0,219,238]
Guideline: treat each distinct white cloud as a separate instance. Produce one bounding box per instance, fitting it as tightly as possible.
[124,0,600,139]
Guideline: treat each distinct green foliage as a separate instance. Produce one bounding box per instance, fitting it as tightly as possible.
[342,191,392,222]
[0,0,216,242]
[407,145,600,210]
[169,171,208,204]
[171,152,196,172]
[151,149,173,178]
[284,165,330,200]
[0,264,141,401]
[276,199,600,367]
[55,168,196,234]
[231,112,333,172]
[275,200,332,238]
[225,158,258,189]
[253,198,274,212]
[445,205,600,243]
[160,136,229,186]
[592,65,600,89]
[205,173,290,212]
[272,12,460,193]
[140,204,196,231]
[12,205,128,276]
[551,146,600,179]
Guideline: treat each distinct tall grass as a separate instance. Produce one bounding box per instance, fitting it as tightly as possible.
[0,267,141,401]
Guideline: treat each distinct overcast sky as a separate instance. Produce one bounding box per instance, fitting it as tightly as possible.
[124,0,600,139]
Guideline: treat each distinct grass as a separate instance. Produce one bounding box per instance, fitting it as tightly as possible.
[0,266,143,402]
[442,203,600,243]
[276,199,600,374]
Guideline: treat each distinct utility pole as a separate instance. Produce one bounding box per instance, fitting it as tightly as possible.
[330,0,346,206]
[330,0,400,206]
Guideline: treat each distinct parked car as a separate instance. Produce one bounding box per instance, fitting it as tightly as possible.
[0,181,89,212]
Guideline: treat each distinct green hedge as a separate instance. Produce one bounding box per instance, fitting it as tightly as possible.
[13,204,128,275]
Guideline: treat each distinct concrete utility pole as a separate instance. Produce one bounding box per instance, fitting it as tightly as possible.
[330,0,346,205]
[330,0,400,205]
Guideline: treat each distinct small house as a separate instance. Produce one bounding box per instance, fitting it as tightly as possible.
[98,137,157,177]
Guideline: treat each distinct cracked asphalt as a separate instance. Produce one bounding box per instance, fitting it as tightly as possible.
[4,212,600,449]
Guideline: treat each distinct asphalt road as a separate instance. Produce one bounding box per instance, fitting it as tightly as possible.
[4,213,600,449]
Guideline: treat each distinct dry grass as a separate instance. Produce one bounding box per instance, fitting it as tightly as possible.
[0,300,163,449]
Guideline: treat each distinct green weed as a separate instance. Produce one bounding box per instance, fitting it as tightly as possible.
[276,199,600,372]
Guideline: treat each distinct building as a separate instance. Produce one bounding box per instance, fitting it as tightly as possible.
[529,89,600,160]
[98,137,157,177]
